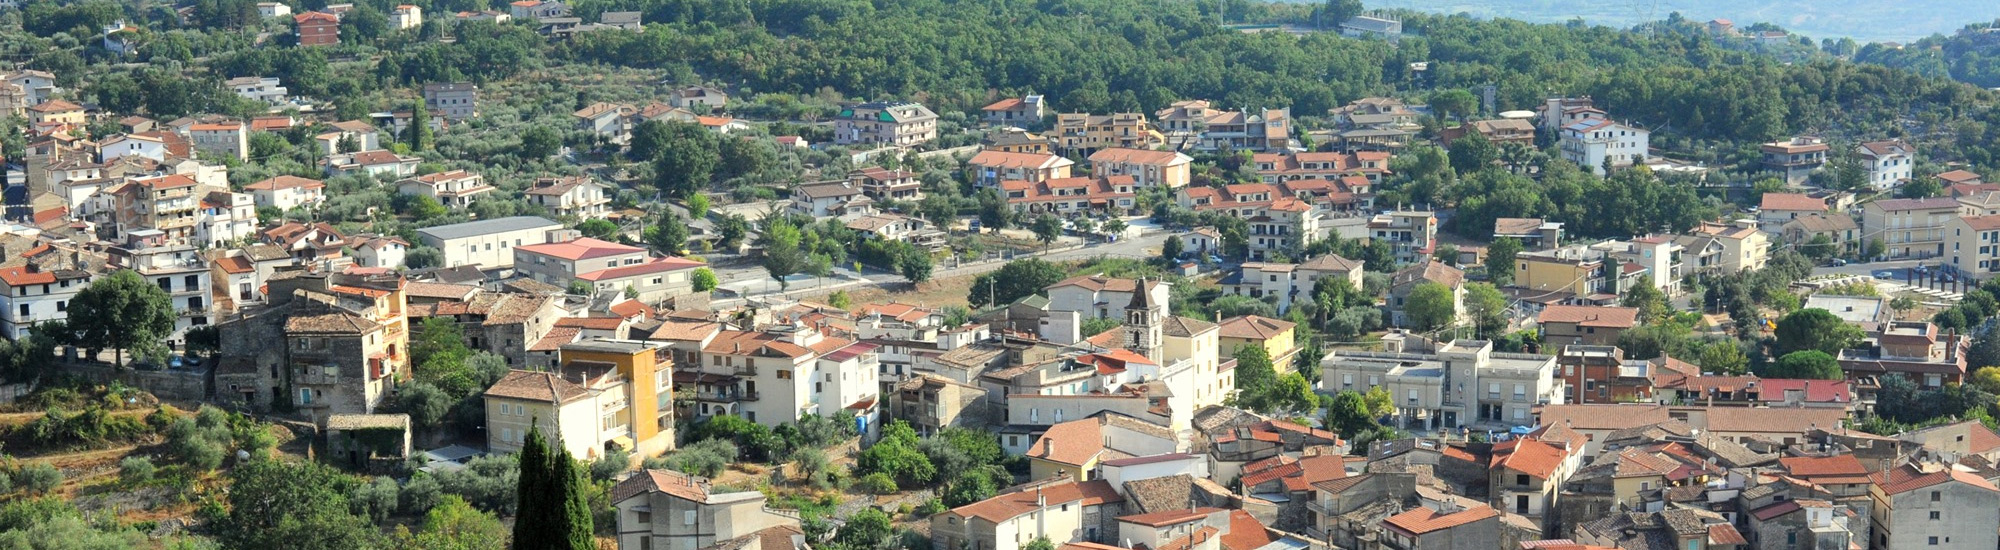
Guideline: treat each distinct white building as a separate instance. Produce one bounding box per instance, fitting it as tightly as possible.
[392,4,422,29]
[98,133,171,164]
[244,176,327,211]
[701,326,882,431]
[226,77,290,107]
[1857,139,1916,190]
[256,2,293,17]
[1321,339,1561,430]
[415,216,565,271]
[396,170,494,209]
[0,265,93,339]
[523,176,612,220]
[189,122,249,161]
[195,191,258,248]
[1559,117,1649,176]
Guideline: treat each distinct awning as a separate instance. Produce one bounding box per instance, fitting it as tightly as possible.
[608,436,634,451]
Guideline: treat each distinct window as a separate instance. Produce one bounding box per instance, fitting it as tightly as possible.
[1930,511,1941,520]
[299,388,312,404]
[1932,491,1942,502]
[1516,474,1529,485]
[635,511,651,524]
[683,511,696,525]
[1928,537,1939,546]
[777,370,791,379]
[16,304,26,316]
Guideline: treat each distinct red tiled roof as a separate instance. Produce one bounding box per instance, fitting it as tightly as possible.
[515,237,642,261]
[1760,193,1827,212]
[1708,524,1748,546]
[1871,464,2000,494]
[576,256,706,282]
[1491,438,1569,480]
[0,266,58,286]
[1117,507,1224,527]
[244,175,325,191]
[1537,305,1639,328]
[555,316,624,330]
[1219,510,1275,550]
[1780,455,1867,477]
[948,480,1124,523]
[1217,315,1295,340]
[1383,504,1499,536]
[1755,378,1850,403]
[214,256,255,275]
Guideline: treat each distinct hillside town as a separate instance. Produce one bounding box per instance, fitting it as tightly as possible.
[9,1,2000,550]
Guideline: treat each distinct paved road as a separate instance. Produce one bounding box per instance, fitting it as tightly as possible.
[1808,258,1928,279]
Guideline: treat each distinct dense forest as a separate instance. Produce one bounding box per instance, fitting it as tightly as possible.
[1855,20,2000,89]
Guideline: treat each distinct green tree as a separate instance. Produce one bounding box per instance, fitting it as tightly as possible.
[1620,277,1669,324]
[513,425,593,550]
[760,219,809,290]
[1162,235,1185,263]
[406,104,433,152]
[392,495,508,550]
[67,269,177,367]
[1773,308,1866,356]
[646,212,690,254]
[968,259,1065,308]
[855,421,935,487]
[653,125,720,198]
[1362,385,1397,418]
[519,125,561,159]
[1032,214,1063,247]
[1765,350,1844,380]
[1463,282,1509,339]
[691,268,719,292]
[1024,538,1057,550]
[215,460,379,550]
[1431,88,1479,121]
[898,247,934,285]
[1323,390,1378,440]
[1319,0,1363,27]
[687,194,712,220]
[1230,344,1279,412]
[576,219,619,241]
[1403,282,1458,333]
[977,188,1013,232]
[1800,234,1838,262]
[1698,341,1750,375]
[405,194,448,220]
[834,509,896,550]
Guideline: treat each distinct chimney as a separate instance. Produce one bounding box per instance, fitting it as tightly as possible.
[1045,438,1056,457]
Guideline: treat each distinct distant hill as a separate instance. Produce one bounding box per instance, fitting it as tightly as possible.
[1296,0,2000,42]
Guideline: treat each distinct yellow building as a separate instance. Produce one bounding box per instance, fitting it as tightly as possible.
[1217,315,1299,372]
[482,339,676,460]
[1514,248,1605,297]
[26,99,85,126]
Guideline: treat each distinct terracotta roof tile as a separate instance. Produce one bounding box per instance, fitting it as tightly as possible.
[1383,504,1499,535]
[484,369,590,404]
[1537,305,1639,328]
[948,480,1123,523]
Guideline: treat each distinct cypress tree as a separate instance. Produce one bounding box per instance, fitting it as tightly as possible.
[556,447,595,550]
[513,424,553,549]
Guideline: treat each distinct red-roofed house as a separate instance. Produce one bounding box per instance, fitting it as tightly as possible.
[610,468,801,550]
[1381,502,1501,549]
[0,263,93,339]
[1002,176,1138,215]
[1868,463,2000,550]
[932,478,1127,550]
[1536,305,1640,347]
[981,95,1045,126]
[1757,192,1828,228]
[702,326,879,428]
[1489,437,1582,524]
[1089,148,1193,189]
[574,256,708,303]
[244,175,326,211]
[971,150,1075,187]
[396,170,493,209]
[295,11,340,45]
[1027,413,1179,481]
[514,237,649,284]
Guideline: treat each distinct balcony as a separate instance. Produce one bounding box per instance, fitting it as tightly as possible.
[687,390,759,402]
[734,365,759,376]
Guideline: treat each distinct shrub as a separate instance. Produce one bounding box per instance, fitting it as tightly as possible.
[433,455,519,515]
[856,472,898,495]
[663,439,738,478]
[351,476,401,522]
[119,457,156,485]
[401,473,442,515]
[915,498,948,516]
[590,449,631,482]
[16,462,62,494]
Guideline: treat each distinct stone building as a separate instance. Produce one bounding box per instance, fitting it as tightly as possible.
[214,268,410,425]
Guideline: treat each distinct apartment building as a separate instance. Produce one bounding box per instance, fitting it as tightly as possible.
[1559,117,1648,176]
[0,263,93,340]
[244,175,326,211]
[968,150,1073,187]
[415,216,565,271]
[1370,210,1439,265]
[214,271,409,420]
[423,83,480,120]
[1864,197,1961,259]
[1946,215,2000,279]
[834,101,938,147]
[1087,148,1192,189]
[1761,137,1831,185]
[1866,464,1999,550]
[699,325,881,428]
[1321,339,1561,430]
[523,176,612,219]
[1857,139,1915,189]
[1052,112,1164,154]
[189,121,249,160]
[611,469,801,550]
[396,170,494,209]
[485,339,675,457]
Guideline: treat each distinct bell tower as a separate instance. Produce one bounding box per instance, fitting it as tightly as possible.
[1123,279,1165,361]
